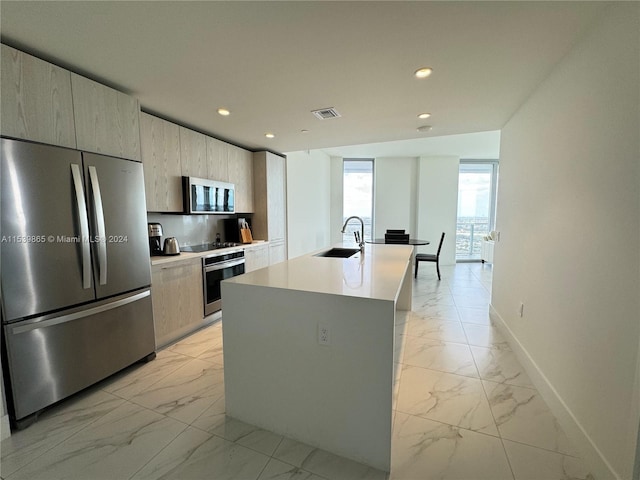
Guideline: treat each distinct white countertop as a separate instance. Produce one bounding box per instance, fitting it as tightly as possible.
[224,243,413,302]
[150,240,268,267]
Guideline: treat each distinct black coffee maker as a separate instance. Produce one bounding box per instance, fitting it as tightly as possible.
[148,223,163,255]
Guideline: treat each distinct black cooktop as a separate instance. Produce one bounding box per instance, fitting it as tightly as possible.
[181,242,242,253]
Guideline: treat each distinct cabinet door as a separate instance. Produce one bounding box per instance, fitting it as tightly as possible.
[268,240,287,265]
[267,153,286,241]
[151,260,203,348]
[71,73,141,160]
[206,137,228,181]
[245,245,269,272]
[229,147,254,213]
[180,127,207,178]
[252,152,269,240]
[252,151,285,241]
[1,45,76,148]
[140,113,182,212]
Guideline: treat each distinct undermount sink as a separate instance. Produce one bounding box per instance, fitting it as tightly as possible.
[314,247,360,258]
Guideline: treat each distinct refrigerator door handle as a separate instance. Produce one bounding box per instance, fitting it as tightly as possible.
[71,164,92,289]
[10,290,151,334]
[88,165,108,285]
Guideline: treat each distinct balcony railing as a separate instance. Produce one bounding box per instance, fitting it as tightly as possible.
[456,221,489,259]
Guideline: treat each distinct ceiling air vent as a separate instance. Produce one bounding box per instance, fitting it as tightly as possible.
[311,107,341,120]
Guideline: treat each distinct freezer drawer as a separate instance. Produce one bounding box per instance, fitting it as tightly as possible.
[3,290,155,423]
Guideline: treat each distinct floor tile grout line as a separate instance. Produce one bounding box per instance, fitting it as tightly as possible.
[392,404,503,440]
[474,376,516,480]
[102,349,200,400]
[397,361,481,381]
[4,396,178,480]
[0,394,125,479]
[499,436,588,459]
[124,418,191,480]
[393,409,506,443]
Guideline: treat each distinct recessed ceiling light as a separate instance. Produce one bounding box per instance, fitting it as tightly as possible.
[414,67,433,79]
[417,125,432,132]
[418,113,431,119]
[217,108,230,116]
[265,133,275,138]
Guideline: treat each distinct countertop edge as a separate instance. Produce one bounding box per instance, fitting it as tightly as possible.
[150,240,269,267]
[224,243,414,302]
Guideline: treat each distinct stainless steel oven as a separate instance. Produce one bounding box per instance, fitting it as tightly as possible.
[202,249,245,316]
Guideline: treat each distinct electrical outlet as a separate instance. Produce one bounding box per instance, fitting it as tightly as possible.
[318,323,330,345]
[518,302,524,317]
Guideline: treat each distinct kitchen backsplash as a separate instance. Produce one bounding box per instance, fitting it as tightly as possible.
[147,213,237,247]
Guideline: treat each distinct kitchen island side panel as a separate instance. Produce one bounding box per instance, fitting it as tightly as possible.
[221,282,395,472]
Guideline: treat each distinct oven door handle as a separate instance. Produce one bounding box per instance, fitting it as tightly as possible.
[204,258,245,273]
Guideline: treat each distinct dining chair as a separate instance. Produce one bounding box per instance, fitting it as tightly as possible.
[414,232,445,280]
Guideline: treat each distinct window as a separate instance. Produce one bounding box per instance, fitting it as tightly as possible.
[456,161,498,261]
[343,159,374,243]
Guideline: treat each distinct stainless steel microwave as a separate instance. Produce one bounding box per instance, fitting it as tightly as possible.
[183,177,235,214]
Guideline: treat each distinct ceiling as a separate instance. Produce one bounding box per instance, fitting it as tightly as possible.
[0,1,607,157]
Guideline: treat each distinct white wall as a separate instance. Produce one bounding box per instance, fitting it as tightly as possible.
[416,156,460,265]
[492,4,639,479]
[285,150,332,258]
[330,156,345,244]
[320,155,461,263]
[373,158,418,239]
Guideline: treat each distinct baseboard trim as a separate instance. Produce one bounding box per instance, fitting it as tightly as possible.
[489,304,619,480]
[1,413,10,440]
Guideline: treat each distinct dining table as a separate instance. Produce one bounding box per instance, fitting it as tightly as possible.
[366,238,430,246]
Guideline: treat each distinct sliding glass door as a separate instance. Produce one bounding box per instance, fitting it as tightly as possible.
[456,161,498,261]
[343,159,374,242]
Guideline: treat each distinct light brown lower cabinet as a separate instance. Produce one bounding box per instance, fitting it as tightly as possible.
[151,259,204,348]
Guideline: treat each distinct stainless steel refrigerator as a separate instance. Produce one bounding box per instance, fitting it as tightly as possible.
[1,137,155,428]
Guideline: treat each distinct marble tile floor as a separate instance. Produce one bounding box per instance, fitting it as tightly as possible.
[0,263,595,480]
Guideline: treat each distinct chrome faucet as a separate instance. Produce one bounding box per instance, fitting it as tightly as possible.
[341,216,365,252]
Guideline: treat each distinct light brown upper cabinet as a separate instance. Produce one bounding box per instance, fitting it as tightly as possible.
[140,113,183,212]
[253,151,286,262]
[179,127,207,178]
[71,73,141,161]
[207,137,253,213]
[228,147,254,213]
[206,137,229,182]
[1,44,76,148]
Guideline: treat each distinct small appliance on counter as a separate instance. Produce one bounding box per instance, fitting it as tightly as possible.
[148,222,163,255]
[163,237,181,255]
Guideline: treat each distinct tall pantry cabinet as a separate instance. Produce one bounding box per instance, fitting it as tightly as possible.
[252,151,287,265]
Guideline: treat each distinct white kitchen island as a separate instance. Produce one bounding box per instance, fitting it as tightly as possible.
[221,243,413,472]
